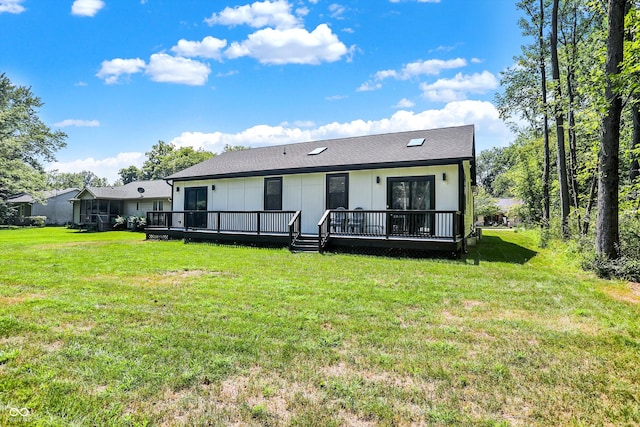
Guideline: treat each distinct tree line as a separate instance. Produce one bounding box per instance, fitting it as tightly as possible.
[483,0,638,272]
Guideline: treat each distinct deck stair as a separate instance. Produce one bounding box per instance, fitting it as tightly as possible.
[290,234,320,253]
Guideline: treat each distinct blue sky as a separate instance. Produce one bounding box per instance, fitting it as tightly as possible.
[1,0,523,183]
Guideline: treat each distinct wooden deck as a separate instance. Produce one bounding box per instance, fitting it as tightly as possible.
[145,209,466,256]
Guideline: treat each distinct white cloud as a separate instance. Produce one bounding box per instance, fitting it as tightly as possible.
[145,53,211,86]
[0,0,25,14]
[329,3,346,18]
[205,0,300,30]
[356,81,382,92]
[471,57,483,64]
[360,58,467,92]
[280,120,316,128]
[96,58,146,84]
[373,69,398,80]
[54,119,100,127]
[171,36,228,60]
[71,0,104,17]
[225,24,349,65]
[420,70,499,102]
[394,98,415,109]
[169,100,512,154]
[47,152,146,184]
[216,70,239,77]
[382,58,467,81]
[96,54,210,86]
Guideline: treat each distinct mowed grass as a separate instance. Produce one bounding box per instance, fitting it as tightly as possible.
[0,228,638,426]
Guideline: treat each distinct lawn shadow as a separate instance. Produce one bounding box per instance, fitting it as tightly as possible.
[466,234,538,265]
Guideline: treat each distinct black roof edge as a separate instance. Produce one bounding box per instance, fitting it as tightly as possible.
[169,157,474,182]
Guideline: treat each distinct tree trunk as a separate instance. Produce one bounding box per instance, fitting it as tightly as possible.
[583,171,598,235]
[596,0,626,259]
[565,4,581,233]
[630,101,640,185]
[540,0,551,229]
[551,0,571,238]
[567,70,581,231]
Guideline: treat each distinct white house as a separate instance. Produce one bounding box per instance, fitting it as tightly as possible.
[149,125,476,255]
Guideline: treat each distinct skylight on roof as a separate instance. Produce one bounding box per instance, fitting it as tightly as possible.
[407,138,425,147]
[308,147,328,155]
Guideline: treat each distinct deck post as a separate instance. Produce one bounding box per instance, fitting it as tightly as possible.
[257,211,261,235]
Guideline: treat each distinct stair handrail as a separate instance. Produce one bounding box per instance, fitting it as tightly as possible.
[288,210,302,249]
[317,209,332,253]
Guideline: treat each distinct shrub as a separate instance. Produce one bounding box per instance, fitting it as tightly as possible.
[112,215,127,230]
[583,254,640,282]
[14,216,47,227]
[134,216,147,231]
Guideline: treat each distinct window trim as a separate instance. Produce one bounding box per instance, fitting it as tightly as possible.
[326,173,349,210]
[264,177,283,211]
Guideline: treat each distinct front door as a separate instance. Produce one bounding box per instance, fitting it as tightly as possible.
[184,187,207,228]
[387,176,435,234]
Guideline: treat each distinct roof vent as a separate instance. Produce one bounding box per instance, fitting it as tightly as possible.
[308,147,328,155]
[137,187,145,193]
[407,138,425,147]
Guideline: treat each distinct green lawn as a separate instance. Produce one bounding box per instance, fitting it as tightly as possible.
[0,227,638,426]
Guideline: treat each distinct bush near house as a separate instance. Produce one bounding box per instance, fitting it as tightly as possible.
[112,215,147,231]
[12,215,47,227]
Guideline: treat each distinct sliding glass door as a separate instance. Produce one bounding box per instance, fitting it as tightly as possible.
[387,176,435,234]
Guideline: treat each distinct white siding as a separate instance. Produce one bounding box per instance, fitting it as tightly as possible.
[463,160,475,237]
[291,173,324,233]
[172,163,465,234]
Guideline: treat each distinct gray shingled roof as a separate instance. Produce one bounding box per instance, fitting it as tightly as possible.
[8,188,79,203]
[73,180,171,200]
[167,125,475,181]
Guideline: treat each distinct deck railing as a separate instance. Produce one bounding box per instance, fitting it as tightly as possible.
[318,209,462,250]
[146,210,298,235]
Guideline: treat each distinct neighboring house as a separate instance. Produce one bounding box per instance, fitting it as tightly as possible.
[147,125,477,256]
[7,188,80,225]
[477,198,523,227]
[496,198,523,226]
[71,180,171,231]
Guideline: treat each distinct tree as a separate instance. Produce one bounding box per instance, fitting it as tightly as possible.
[120,141,215,181]
[118,165,143,184]
[497,0,552,225]
[0,73,66,221]
[223,144,251,152]
[596,0,627,259]
[476,146,514,196]
[47,170,109,189]
[474,187,501,222]
[141,141,174,180]
[152,146,214,178]
[551,0,572,238]
[538,0,552,228]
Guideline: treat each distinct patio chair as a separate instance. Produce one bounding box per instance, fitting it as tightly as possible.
[349,207,365,234]
[331,207,347,233]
